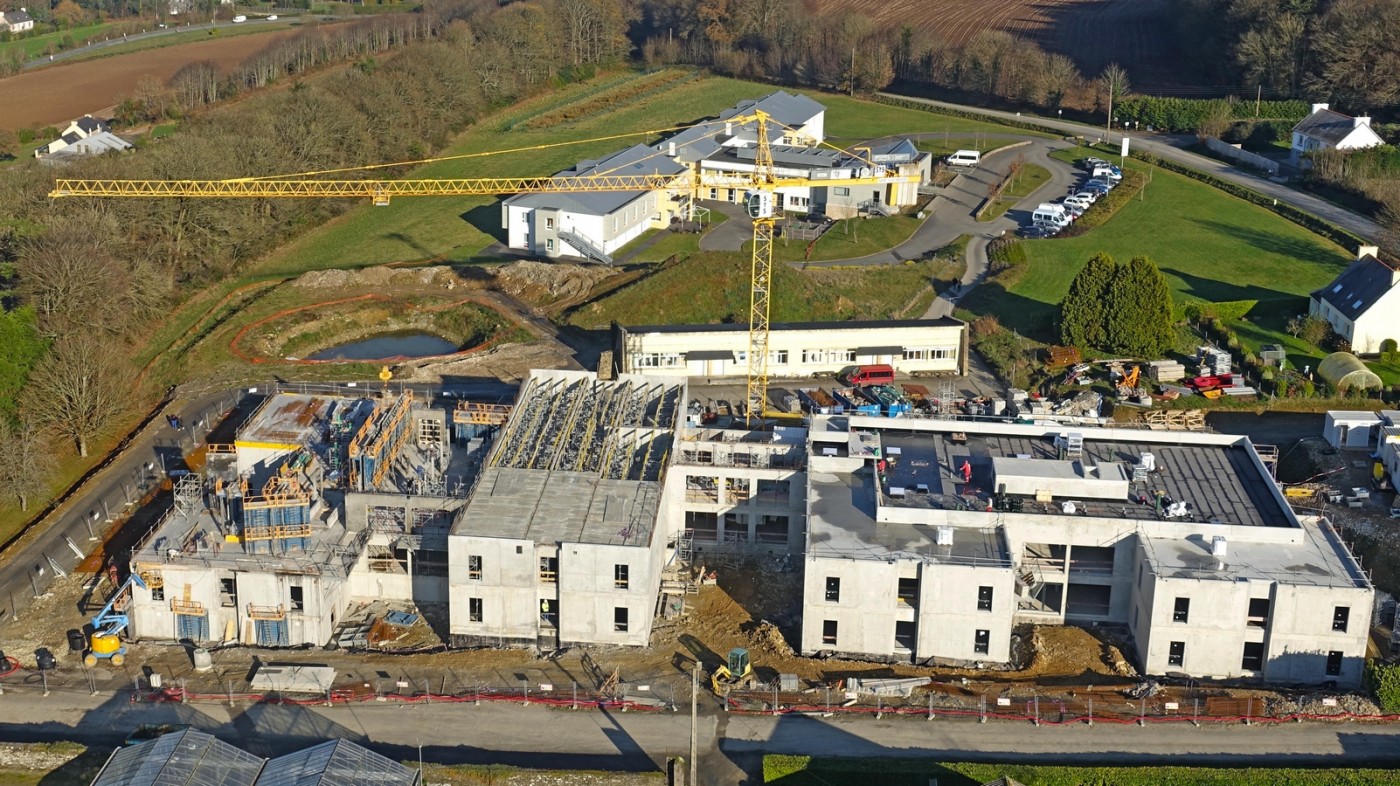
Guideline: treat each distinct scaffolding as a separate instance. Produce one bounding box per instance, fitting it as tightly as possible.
[348,390,414,491]
[173,473,203,514]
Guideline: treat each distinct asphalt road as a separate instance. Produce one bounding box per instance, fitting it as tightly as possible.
[20,17,301,71]
[0,689,1398,785]
[879,93,1383,245]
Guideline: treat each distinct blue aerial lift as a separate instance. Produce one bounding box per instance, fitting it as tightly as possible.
[84,572,146,667]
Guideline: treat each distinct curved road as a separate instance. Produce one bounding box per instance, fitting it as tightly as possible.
[19,16,305,71]
[879,92,1383,244]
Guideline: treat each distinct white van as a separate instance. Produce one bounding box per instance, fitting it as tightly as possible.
[946,150,981,167]
[232,14,247,22]
[1092,165,1122,182]
[1032,203,1070,227]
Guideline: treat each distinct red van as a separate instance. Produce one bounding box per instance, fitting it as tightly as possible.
[841,364,895,386]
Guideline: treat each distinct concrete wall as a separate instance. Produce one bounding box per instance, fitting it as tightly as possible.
[448,534,539,647]
[130,564,346,647]
[1132,548,1371,688]
[558,542,656,647]
[800,555,902,658]
[915,561,1016,663]
[1203,137,1280,176]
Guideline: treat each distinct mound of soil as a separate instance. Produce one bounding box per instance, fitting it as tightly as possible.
[493,261,613,305]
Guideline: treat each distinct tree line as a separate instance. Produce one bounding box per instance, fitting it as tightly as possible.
[0,0,627,514]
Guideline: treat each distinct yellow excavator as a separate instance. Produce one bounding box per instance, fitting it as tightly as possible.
[710,647,757,695]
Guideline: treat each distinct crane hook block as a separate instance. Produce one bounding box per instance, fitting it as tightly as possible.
[744,190,773,220]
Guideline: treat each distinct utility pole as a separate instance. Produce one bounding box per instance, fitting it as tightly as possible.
[1255,85,1262,118]
[690,662,700,786]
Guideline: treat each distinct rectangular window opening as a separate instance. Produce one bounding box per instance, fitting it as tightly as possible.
[977,585,994,612]
[974,629,990,655]
[614,564,630,590]
[220,577,236,608]
[614,606,629,632]
[1241,641,1264,671]
[1332,606,1349,632]
[822,619,837,645]
[289,585,304,612]
[468,555,482,581]
[1173,597,1190,623]
[469,597,482,623]
[1168,641,1185,667]
[1326,650,1343,677]
[825,577,840,603]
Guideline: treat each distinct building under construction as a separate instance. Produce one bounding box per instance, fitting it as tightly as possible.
[796,416,1375,688]
[447,369,685,650]
[126,389,494,647]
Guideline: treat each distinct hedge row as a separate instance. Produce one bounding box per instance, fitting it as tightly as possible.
[1116,95,1311,134]
[1056,169,1147,238]
[1178,299,1258,322]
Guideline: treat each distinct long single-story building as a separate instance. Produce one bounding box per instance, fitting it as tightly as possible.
[612,318,968,379]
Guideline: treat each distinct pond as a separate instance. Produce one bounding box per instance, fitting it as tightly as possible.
[307,331,460,361]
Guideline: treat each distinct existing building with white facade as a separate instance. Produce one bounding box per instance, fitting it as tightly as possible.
[447,369,685,651]
[612,318,968,379]
[1291,103,1385,164]
[1309,245,1400,354]
[0,9,33,33]
[797,416,1374,687]
[501,144,688,265]
[502,91,931,260]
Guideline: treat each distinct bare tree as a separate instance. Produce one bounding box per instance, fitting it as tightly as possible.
[1098,62,1130,134]
[0,420,55,512]
[22,334,132,458]
[18,211,129,338]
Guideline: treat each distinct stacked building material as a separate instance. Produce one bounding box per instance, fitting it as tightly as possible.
[1197,346,1233,376]
[1147,359,1186,382]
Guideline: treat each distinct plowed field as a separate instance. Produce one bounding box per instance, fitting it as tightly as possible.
[820,0,1172,80]
[0,29,297,130]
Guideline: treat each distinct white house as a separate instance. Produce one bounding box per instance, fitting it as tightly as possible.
[1291,103,1385,164]
[1309,245,1400,354]
[35,116,127,160]
[500,144,687,265]
[0,8,34,33]
[657,90,828,165]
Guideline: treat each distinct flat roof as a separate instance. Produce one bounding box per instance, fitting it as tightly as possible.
[452,467,657,546]
[624,317,964,334]
[237,393,368,448]
[450,370,684,546]
[1142,517,1370,589]
[807,464,1008,565]
[132,499,364,576]
[873,429,1291,527]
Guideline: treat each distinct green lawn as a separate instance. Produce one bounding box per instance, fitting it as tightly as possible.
[0,21,111,60]
[979,162,1052,221]
[256,73,1039,276]
[764,757,1400,786]
[962,154,1351,345]
[771,213,925,263]
[567,251,956,329]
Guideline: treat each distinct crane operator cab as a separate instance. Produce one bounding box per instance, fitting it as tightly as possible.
[744,190,774,220]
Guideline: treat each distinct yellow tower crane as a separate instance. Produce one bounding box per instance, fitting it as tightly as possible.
[49,111,918,424]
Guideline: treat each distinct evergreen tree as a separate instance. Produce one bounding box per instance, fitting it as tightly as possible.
[1059,253,1116,347]
[1104,256,1175,357]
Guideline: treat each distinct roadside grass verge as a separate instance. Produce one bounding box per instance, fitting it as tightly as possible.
[0,22,111,60]
[959,153,1350,347]
[764,757,1400,786]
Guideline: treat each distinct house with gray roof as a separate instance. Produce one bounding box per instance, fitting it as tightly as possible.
[655,90,826,164]
[0,8,34,33]
[1291,103,1384,164]
[501,143,687,264]
[1309,245,1400,353]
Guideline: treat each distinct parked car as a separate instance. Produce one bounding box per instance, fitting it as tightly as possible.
[267,14,278,19]
[1082,157,1110,170]
[1084,179,1112,193]
[1018,225,1054,239]
[1063,195,1092,211]
[1074,190,1099,203]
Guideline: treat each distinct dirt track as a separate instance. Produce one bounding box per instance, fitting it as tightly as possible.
[0,29,298,130]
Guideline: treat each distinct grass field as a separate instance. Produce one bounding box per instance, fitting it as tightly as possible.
[960,152,1351,356]
[255,70,1035,276]
[566,251,956,329]
[771,213,925,262]
[764,757,1400,786]
[58,19,303,64]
